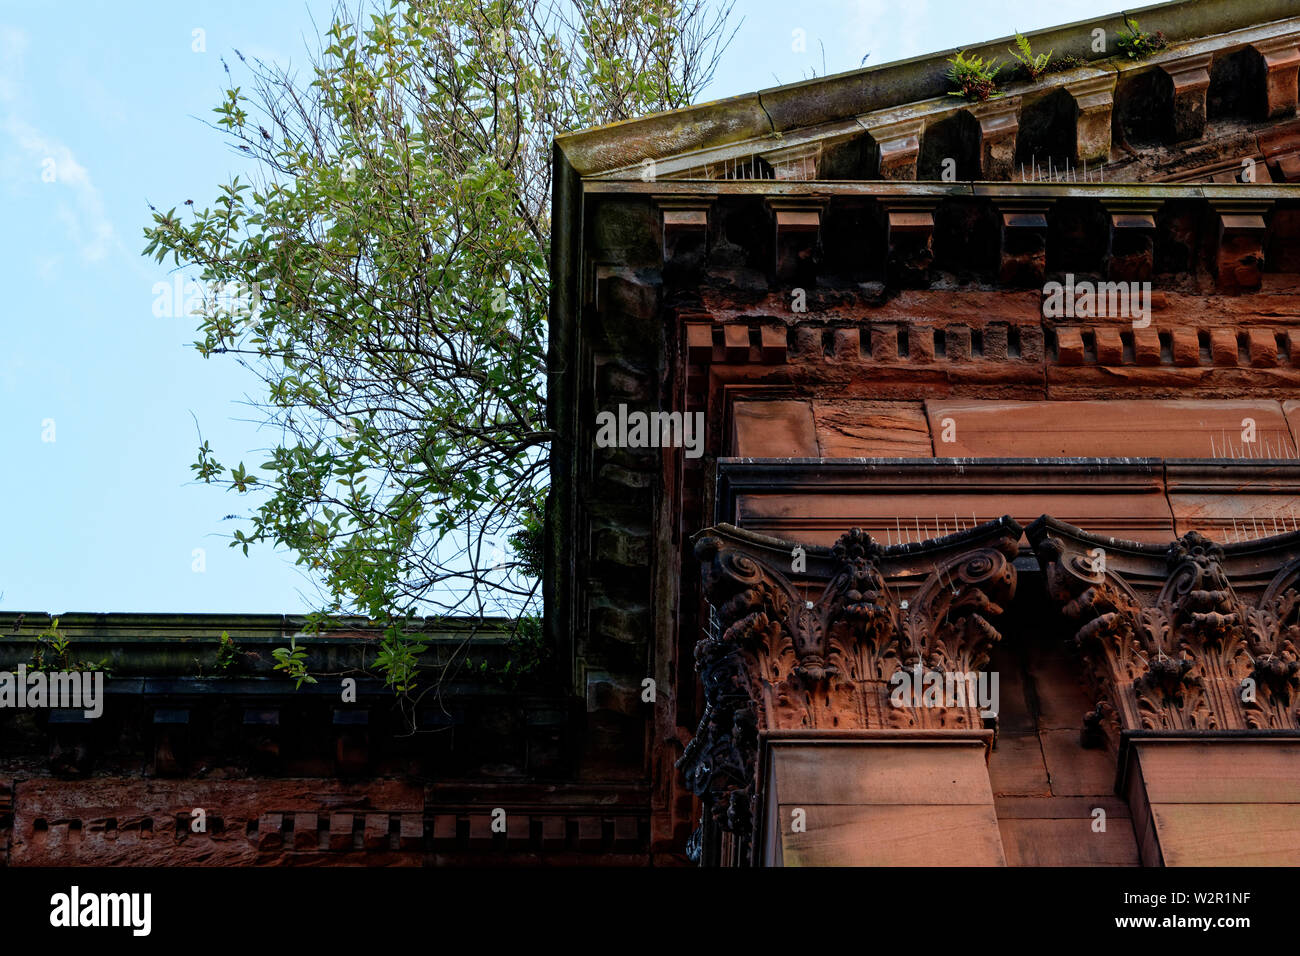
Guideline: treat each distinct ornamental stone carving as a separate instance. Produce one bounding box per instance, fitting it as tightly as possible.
[678,518,1019,840]
[1029,518,1300,741]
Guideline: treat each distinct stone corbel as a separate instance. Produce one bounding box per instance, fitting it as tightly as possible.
[765,198,824,284]
[1251,35,1300,119]
[1063,72,1117,165]
[655,195,712,281]
[1102,198,1161,282]
[1259,121,1300,182]
[1028,517,1300,746]
[884,199,936,287]
[679,518,1020,840]
[861,116,925,181]
[996,201,1049,287]
[758,142,823,181]
[152,707,190,777]
[332,708,370,776]
[1209,199,1272,293]
[1158,52,1212,142]
[970,96,1021,181]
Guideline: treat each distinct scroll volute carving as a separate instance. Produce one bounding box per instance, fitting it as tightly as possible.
[1029,518,1300,739]
[678,518,1020,842]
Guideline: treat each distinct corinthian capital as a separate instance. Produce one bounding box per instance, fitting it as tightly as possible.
[679,518,1020,838]
[1028,517,1300,741]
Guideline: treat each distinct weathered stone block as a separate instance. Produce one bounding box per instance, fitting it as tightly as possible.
[1210,328,1239,366]
[1171,328,1200,366]
[1056,328,1085,365]
[1134,328,1162,365]
[1094,327,1124,365]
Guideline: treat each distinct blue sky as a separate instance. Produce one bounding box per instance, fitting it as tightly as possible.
[0,0,1122,614]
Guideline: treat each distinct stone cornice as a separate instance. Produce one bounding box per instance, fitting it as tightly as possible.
[556,0,1300,178]
[584,180,1300,198]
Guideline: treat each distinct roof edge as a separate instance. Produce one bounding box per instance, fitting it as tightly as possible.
[556,0,1300,176]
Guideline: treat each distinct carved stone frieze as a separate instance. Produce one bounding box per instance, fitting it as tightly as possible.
[1029,517,1300,741]
[677,518,1019,838]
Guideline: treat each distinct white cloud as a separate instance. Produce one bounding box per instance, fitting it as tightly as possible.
[33,253,60,281]
[0,24,24,102]
[0,24,117,264]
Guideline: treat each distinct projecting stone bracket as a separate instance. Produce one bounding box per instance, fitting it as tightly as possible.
[997,202,1049,286]
[766,199,824,284]
[47,710,96,777]
[1251,35,1300,119]
[861,116,925,181]
[1158,52,1213,143]
[1260,121,1300,182]
[332,709,370,776]
[1063,72,1117,164]
[970,96,1021,181]
[656,195,712,283]
[758,141,823,181]
[884,200,936,287]
[151,707,190,777]
[1102,198,1160,282]
[1210,199,1272,293]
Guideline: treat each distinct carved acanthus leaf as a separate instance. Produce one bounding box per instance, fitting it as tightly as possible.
[1033,524,1300,737]
[679,521,1019,839]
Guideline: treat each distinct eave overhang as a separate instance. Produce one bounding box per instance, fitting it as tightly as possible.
[555,0,1300,179]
